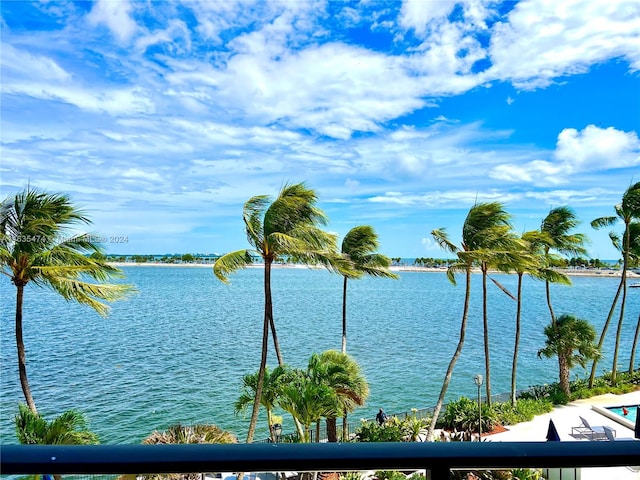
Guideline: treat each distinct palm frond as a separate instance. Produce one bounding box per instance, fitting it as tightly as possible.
[591,216,618,229]
[213,249,256,283]
[431,228,458,254]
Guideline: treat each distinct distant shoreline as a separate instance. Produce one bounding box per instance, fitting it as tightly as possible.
[109,262,640,278]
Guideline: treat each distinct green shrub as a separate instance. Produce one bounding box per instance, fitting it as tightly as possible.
[339,473,364,480]
[354,419,405,442]
[441,397,497,433]
[375,471,406,480]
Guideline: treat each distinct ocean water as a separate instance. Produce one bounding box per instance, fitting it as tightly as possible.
[0,266,638,444]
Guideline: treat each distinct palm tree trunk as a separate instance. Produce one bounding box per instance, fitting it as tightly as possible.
[611,270,627,383]
[545,279,556,326]
[559,354,570,396]
[426,265,471,440]
[482,265,491,407]
[266,260,284,366]
[15,283,37,414]
[511,273,523,406]
[246,263,273,443]
[628,313,639,373]
[342,408,348,442]
[342,276,348,354]
[269,316,284,367]
[326,417,338,442]
[588,278,623,387]
[611,226,630,383]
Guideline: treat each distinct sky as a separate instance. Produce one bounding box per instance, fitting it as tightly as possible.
[1,0,639,259]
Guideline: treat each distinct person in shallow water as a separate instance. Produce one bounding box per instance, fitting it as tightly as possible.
[376,408,388,425]
[623,407,629,416]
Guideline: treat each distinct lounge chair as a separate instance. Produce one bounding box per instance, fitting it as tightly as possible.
[571,416,608,440]
[603,425,617,441]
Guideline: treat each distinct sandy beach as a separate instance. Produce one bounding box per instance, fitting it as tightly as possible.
[109,261,640,278]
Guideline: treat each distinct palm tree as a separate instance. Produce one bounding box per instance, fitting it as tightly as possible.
[307,350,369,442]
[235,366,289,442]
[340,225,398,354]
[426,202,510,440]
[277,372,335,443]
[1,187,134,414]
[539,206,588,326]
[589,182,640,384]
[500,230,569,406]
[471,202,522,405]
[213,182,341,443]
[15,403,100,446]
[538,314,600,396]
[626,221,640,373]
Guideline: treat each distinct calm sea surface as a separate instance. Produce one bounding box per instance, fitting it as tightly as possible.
[1,266,638,444]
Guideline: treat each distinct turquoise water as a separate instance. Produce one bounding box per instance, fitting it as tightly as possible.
[1,266,638,444]
[607,405,639,423]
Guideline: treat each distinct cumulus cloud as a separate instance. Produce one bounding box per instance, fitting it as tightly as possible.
[87,0,138,43]
[490,125,640,185]
[488,0,640,89]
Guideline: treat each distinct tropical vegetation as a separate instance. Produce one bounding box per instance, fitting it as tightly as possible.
[213,182,344,442]
[235,350,369,443]
[0,187,134,414]
[15,403,99,445]
[538,314,600,397]
[589,181,640,384]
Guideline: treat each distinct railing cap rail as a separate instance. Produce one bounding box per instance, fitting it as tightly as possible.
[2,442,639,475]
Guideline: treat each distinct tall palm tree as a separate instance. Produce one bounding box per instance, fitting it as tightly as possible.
[538,314,600,396]
[15,403,100,445]
[340,225,398,354]
[213,182,341,443]
[626,221,640,373]
[307,350,369,442]
[0,187,134,414]
[539,206,588,326]
[426,202,508,440]
[589,182,640,384]
[500,230,569,406]
[471,203,522,405]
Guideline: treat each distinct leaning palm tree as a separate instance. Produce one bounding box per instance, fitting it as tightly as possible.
[0,187,134,414]
[471,203,522,405]
[426,202,509,440]
[626,221,640,373]
[499,230,569,406]
[538,314,600,396]
[213,182,342,443]
[15,403,100,445]
[340,225,398,354]
[589,182,640,384]
[307,350,369,442]
[539,206,588,326]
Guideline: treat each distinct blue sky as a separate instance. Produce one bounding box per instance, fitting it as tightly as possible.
[1,0,639,259]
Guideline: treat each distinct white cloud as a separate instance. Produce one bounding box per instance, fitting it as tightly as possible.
[489,125,640,185]
[0,44,71,82]
[399,0,458,36]
[555,125,640,172]
[488,0,640,89]
[87,0,138,44]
